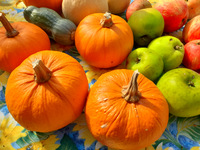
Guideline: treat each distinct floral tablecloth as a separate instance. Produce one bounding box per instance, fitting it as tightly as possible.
[0,1,200,150]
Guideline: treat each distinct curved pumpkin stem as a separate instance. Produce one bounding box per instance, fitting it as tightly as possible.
[32,59,52,83]
[100,12,113,28]
[0,13,19,38]
[121,70,141,103]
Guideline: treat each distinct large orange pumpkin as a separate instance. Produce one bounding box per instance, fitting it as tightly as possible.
[85,69,169,150]
[5,50,89,132]
[22,0,63,14]
[75,12,134,68]
[0,13,51,73]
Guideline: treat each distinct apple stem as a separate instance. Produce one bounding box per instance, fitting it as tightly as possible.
[136,58,141,64]
[188,80,195,87]
[174,45,183,50]
[121,70,141,103]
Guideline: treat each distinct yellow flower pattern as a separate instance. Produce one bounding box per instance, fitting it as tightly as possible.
[191,147,200,150]
[73,114,99,149]
[0,111,26,150]
[0,71,10,90]
[77,55,126,88]
[0,2,25,25]
[17,134,60,150]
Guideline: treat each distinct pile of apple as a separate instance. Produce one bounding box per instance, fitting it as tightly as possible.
[126,0,200,118]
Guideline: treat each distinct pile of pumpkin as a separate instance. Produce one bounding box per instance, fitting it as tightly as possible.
[0,0,170,150]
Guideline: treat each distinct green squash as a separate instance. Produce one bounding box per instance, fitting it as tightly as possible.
[23,6,76,46]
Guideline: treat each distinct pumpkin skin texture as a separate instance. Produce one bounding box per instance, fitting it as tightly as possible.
[5,50,89,132]
[22,0,63,14]
[75,12,134,69]
[62,0,108,25]
[0,13,51,73]
[85,69,169,150]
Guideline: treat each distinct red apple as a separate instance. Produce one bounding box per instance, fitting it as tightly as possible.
[149,0,188,33]
[183,39,200,70]
[182,15,200,43]
[186,0,200,19]
[126,0,152,20]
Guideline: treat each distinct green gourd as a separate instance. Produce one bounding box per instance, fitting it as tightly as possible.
[23,6,76,46]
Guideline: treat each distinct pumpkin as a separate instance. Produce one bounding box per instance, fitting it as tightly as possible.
[85,69,169,150]
[75,12,134,68]
[22,0,63,14]
[62,0,108,25]
[23,6,77,46]
[0,13,51,73]
[108,0,131,14]
[5,50,89,132]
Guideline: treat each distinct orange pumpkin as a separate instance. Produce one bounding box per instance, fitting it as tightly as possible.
[0,13,51,73]
[85,69,169,150]
[22,0,63,14]
[5,50,89,132]
[75,12,134,68]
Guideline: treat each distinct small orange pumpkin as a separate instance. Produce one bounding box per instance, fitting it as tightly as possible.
[75,12,134,68]
[85,69,169,150]
[5,50,89,132]
[0,13,51,73]
[22,0,63,14]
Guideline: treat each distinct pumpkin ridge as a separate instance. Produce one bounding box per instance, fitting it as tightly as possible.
[83,28,100,58]
[7,80,38,124]
[41,85,75,131]
[138,106,165,144]
[147,96,169,129]
[103,99,140,141]
[100,100,127,137]
[106,103,141,146]
[34,86,51,130]
[46,76,80,117]
[47,79,73,102]
[152,111,166,133]
[123,103,141,143]
[99,28,109,64]
[132,106,141,145]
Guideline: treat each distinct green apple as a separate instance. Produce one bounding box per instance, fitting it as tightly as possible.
[128,8,164,47]
[157,68,200,117]
[126,47,164,81]
[148,36,185,72]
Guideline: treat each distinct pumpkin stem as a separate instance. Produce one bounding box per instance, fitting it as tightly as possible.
[32,59,52,83]
[0,12,19,38]
[100,12,113,28]
[121,70,141,103]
